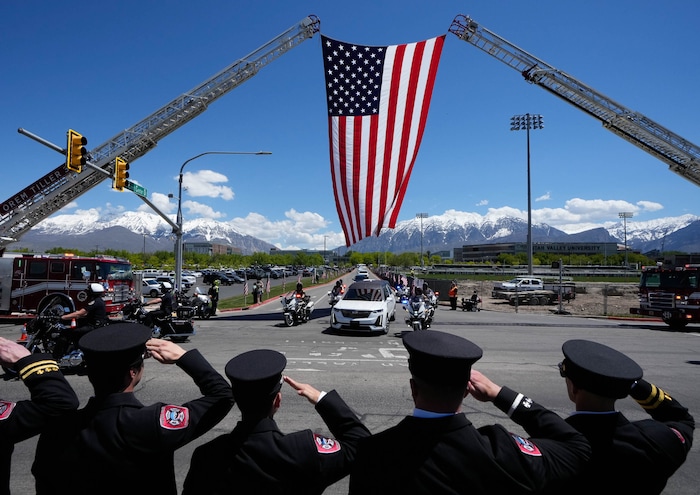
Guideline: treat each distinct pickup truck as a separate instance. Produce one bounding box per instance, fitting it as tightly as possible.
[493,277,545,291]
[492,277,576,305]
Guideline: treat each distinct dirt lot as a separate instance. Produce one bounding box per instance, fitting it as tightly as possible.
[452,281,642,318]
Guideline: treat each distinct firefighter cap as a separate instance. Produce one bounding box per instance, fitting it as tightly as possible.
[225,349,287,400]
[79,322,152,369]
[561,339,643,399]
[403,330,483,387]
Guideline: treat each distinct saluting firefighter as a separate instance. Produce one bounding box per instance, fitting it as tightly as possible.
[32,323,233,494]
[184,349,370,494]
[554,340,694,495]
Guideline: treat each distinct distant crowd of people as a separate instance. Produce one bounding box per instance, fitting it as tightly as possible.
[0,306,694,494]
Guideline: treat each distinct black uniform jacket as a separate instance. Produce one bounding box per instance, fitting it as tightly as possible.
[562,379,694,495]
[0,355,78,495]
[85,296,108,327]
[32,349,233,495]
[349,387,591,494]
[183,389,370,495]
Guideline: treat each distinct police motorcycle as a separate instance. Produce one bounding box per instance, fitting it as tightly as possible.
[327,281,345,306]
[403,290,431,331]
[120,291,195,343]
[280,291,314,327]
[186,287,213,319]
[4,297,89,376]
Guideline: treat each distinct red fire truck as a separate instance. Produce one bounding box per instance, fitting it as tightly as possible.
[0,253,133,316]
[630,263,700,329]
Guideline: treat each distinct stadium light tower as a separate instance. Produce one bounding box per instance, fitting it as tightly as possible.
[619,212,634,268]
[416,213,428,268]
[510,113,544,275]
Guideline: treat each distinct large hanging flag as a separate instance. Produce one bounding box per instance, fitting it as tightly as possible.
[321,34,445,246]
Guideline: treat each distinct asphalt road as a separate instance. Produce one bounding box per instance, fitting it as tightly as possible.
[3,280,699,494]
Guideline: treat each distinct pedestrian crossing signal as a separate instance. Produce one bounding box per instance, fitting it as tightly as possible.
[113,157,130,191]
[66,129,87,173]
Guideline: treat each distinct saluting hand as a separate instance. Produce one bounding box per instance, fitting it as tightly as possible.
[284,375,322,405]
[468,369,503,403]
[145,339,186,364]
[0,337,31,366]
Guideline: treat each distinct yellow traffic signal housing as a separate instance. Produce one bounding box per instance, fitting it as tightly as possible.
[113,157,130,191]
[66,129,87,173]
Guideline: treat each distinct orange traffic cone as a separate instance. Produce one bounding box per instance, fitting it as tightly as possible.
[18,324,27,342]
[70,318,76,328]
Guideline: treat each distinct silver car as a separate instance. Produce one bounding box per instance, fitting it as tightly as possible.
[330,280,396,334]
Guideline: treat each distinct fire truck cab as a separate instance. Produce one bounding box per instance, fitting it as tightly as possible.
[0,253,133,316]
[630,263,700,329]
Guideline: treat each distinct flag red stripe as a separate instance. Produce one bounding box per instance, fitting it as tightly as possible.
[389,36,445,227]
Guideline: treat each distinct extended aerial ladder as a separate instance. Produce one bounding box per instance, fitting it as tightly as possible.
[0,15,320,252]
[449,15,700,189]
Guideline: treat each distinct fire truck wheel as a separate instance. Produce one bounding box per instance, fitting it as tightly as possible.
[662,317,688,329]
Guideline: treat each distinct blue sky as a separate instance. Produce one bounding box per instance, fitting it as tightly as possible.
[2,0,699,251]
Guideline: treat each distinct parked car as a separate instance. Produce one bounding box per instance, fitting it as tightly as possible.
[330,280,397,334]
[142,278,163,298]
[202,271,235,286]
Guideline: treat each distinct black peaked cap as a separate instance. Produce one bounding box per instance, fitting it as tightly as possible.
[226,349,287,400]
[561,339,643,399]
[79,322,152,369]
[403,330,483,386]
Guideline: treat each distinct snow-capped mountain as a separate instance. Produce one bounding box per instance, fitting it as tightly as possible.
[11,210,700,255]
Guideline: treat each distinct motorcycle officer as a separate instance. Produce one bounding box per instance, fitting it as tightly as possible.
[331,280,343,298]
[294,282,311,319]
[144,281,174,327]
[58,283,110,355]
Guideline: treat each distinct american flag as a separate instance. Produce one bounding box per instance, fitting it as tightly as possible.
[322,34,445,246]
[266,277,271,294]
[244,282,248,296]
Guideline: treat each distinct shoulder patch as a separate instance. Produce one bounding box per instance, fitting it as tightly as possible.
[313,433,341,454]
[510,433,542,456]
[159,405,190,430]
[0,401,16,421]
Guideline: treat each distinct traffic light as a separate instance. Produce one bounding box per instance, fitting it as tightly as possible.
[113,157,130,191]
[66,129,87,173]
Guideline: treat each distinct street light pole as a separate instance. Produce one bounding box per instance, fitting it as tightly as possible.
[619,212,633,268]
[175,151,271,292]
[510,113,544,276]
[416,213,428,268]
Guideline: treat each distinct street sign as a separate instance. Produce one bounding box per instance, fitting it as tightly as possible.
[125,180,147,197]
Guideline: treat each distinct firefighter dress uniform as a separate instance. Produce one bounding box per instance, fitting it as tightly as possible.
[349,331,592,495]
[31,323,233,495]
[183,349,371,495]
[557,339,694,495]
[0,353,78,495]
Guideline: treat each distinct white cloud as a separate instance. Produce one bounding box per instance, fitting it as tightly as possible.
[182,200,225,219]
[229,209,334,248]
[476,199,488,206]
[637,200,663,212]
[181,170,234,200]
[138,192,175,214]
[535,192,550,202]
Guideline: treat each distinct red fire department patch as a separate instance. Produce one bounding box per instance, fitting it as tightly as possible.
[159,405,190,430]
[314,433,341,454]
[0,401,16,421]
[510,433,542,456]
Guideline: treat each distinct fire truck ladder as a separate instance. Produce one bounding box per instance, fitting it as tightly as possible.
[449,15,700,189]
[0,15,320,251]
